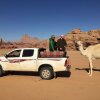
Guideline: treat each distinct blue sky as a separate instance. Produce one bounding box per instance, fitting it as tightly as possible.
[0,0,100,41]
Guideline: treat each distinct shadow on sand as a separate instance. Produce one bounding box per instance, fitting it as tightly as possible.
[4,71,39,77]
[3,71,71,78]
[75,67,100,73]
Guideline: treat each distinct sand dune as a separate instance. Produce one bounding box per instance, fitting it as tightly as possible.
[0,51,100,100]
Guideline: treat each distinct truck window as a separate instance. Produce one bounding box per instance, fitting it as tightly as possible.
[6,50,21,58]
[22,49,34,57]
[38,48,46,57]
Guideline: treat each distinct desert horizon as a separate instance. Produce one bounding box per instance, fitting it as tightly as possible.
[0,28,100,51]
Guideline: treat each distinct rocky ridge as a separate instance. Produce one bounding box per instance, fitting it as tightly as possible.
[0,29,100,50]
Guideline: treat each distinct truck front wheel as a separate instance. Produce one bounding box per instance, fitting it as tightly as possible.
[39,67,54,80]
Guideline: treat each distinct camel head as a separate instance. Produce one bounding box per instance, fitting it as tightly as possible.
[76,41,83,51]
[77,41,83,46]
[76,41,86,55]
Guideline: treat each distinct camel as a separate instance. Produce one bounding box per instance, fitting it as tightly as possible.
[77,41,100,76]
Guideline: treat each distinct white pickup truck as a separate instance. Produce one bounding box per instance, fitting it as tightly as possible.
[0,48,70,80]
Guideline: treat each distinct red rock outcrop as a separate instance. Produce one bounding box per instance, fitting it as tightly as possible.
[0,29,100,50]
[19,34,39,43]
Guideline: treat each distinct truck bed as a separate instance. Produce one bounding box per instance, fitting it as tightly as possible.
[38,50,68,58]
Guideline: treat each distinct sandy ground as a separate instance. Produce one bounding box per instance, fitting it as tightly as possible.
[0,51,100,100]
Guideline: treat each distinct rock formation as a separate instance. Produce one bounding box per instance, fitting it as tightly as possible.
[0,29,100,50]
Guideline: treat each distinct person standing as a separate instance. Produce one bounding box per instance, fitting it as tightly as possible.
[57,34,67,53]
[57,34,71,72]
[49,35,57,52]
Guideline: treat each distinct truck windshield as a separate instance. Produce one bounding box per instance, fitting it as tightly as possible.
[6,50,21,58]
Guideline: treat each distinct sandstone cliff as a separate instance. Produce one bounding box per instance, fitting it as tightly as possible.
[0,29,100,50]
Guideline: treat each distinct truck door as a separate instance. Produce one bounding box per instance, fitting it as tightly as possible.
[19,49,36,71]
[4,49,21,71]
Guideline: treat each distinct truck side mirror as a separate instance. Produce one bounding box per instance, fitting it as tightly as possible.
[5,54,8,58]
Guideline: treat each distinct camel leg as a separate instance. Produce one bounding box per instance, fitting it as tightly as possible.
[88,58,93,76]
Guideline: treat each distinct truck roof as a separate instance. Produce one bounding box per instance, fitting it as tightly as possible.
[9,48,46,51]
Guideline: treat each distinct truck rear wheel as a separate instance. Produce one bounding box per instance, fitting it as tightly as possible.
[39,67,54,80]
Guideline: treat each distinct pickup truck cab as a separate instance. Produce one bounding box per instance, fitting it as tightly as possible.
[0,48,70,80]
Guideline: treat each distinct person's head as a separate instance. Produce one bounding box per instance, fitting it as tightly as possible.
[60,34,64,39]
[51,35,55,39]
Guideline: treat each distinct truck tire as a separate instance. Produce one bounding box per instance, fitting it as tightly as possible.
[39,67,54,80]
[0,67,3,77]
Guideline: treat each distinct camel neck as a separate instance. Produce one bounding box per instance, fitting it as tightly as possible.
[79,44,86,55]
